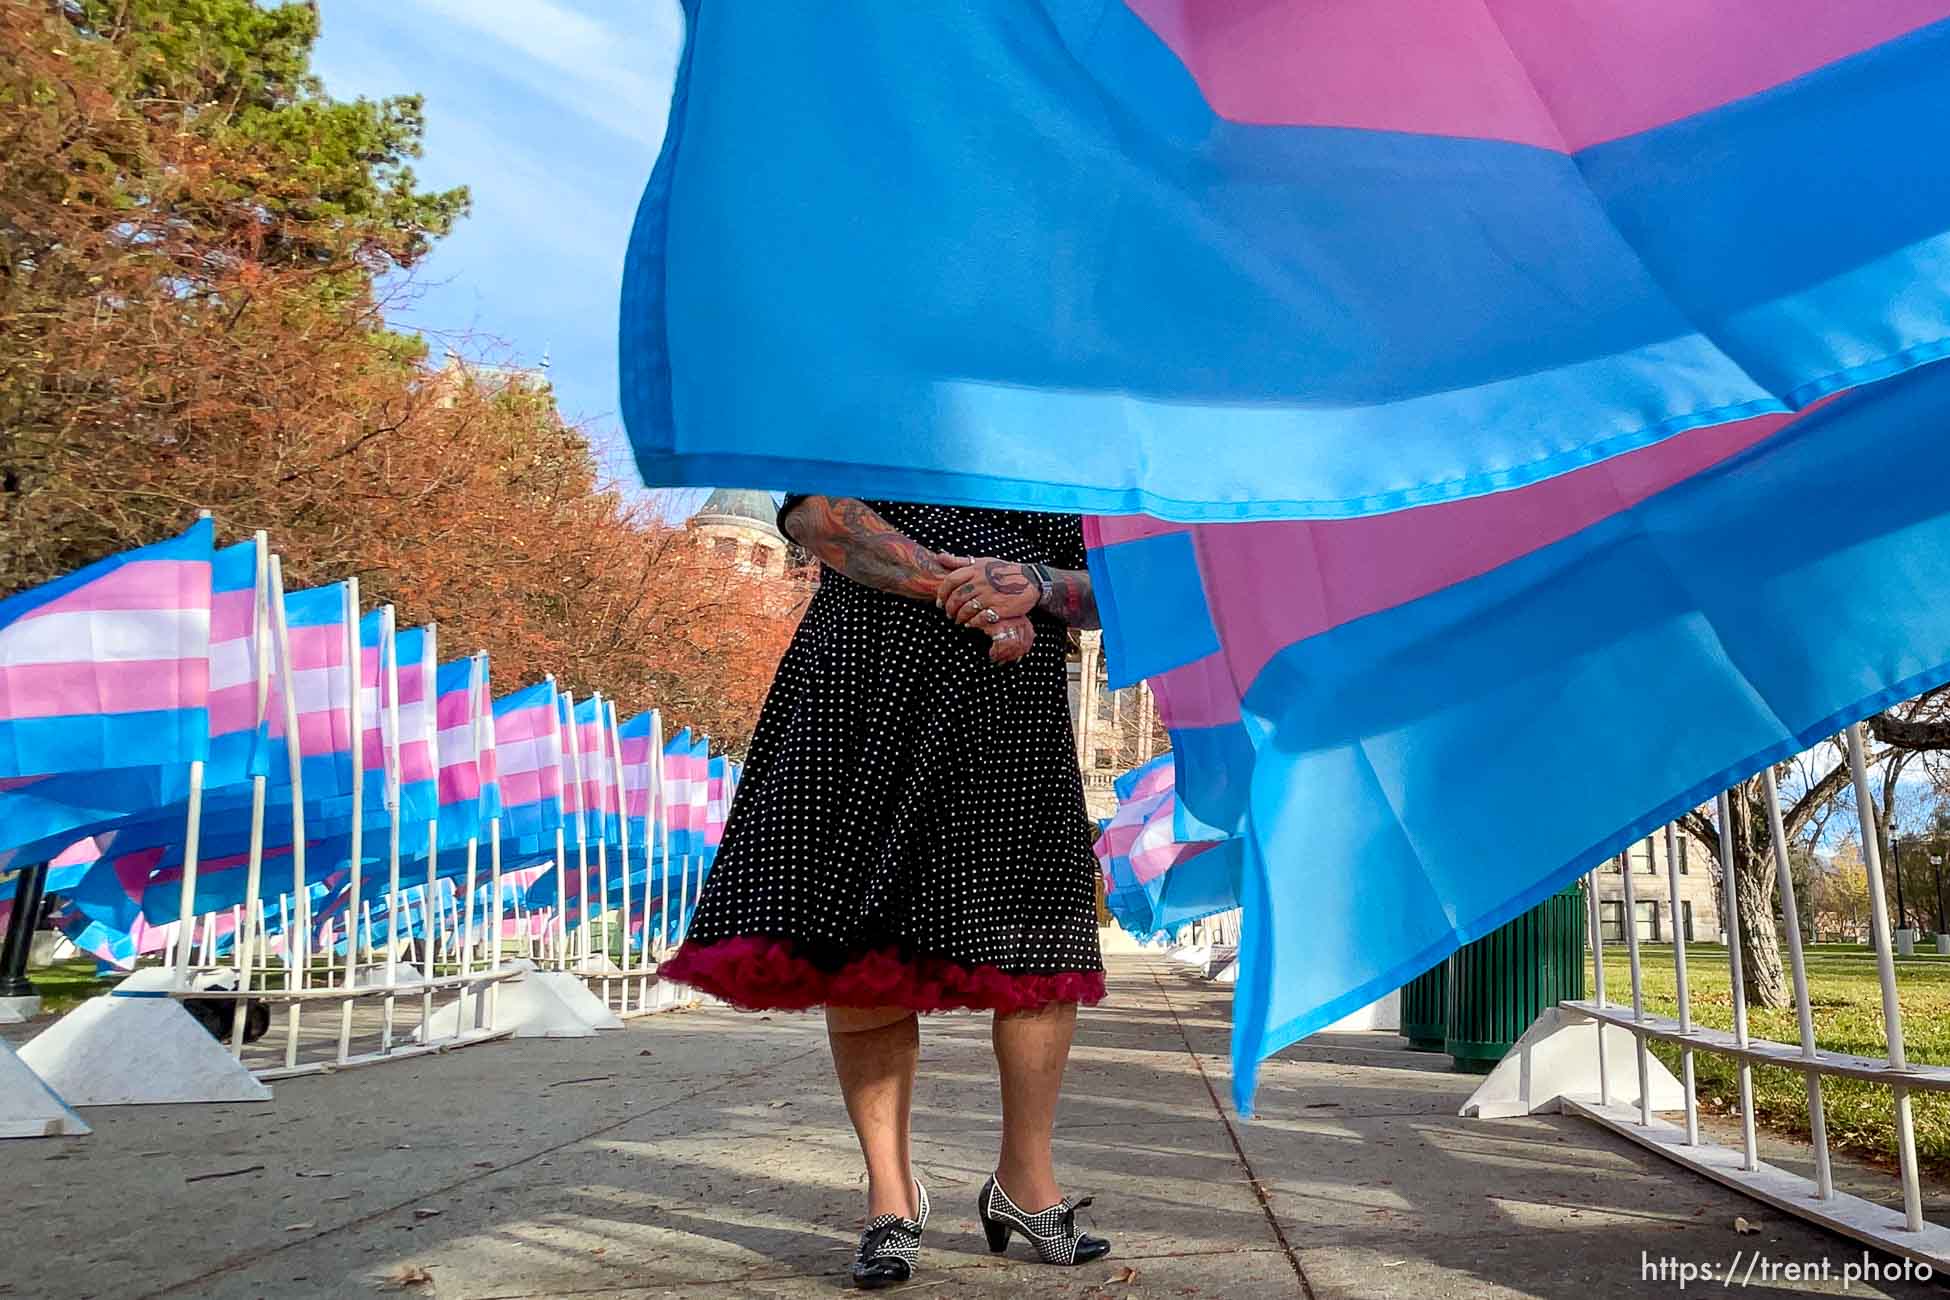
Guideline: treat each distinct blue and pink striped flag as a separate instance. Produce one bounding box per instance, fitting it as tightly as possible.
[622,3,1950,520]
[0,518,214,780]
[1091,362,1950,1109]
[1095,755,1240,942]
[618,2,1950,1112]
[491,680,561,849]
[434,655,485,847]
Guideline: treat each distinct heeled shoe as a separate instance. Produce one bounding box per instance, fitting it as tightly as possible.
[851,1178,930,1290]
[977,1174,1111,1266]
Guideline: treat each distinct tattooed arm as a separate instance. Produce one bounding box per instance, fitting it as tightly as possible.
[779,496,954,601]
[937,558,1100,630]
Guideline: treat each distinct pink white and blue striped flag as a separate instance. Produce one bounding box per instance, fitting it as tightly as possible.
[434,655,485,846]
[573,695,617,846]
[704,754,728,854]
[492,680,561,848]
[0,522,216,863]
[360,615,439,828]
[474,655,501,825]
[269,580,357,801]
[0,518,214,780]
[204,538,272,789]
[660,727,696,857]
[624,3,1950,520]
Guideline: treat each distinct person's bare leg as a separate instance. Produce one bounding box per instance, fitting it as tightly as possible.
[992,1000,1078,1208]
[827,1006,920,1219]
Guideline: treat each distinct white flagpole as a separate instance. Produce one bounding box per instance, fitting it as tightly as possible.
[265,557,309,1069]
[229,537,274,1051]
[379,605,403,1052]
[610,701,632,1010]
[567,693,591,970]
[420,624,440,1030]
[338,579,366,1063]
[656,722,671,958]
[592,693,613,997]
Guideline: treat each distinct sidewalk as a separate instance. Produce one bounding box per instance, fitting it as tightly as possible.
[7,954,1942,1298]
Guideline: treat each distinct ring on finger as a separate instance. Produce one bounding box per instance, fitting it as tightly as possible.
[984,608,1001,625]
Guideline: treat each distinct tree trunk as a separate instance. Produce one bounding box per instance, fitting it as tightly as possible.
[1731,843,1790,1009]
[1725,780,1791,1010]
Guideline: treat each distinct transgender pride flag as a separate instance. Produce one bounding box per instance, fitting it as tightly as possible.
[270,580,357,802]
[703,755,728,854]
[620,3,1950,1112]
[360,614,438,829]
[661,728,698,858]
[491,680,560,849]
[572,695,617,847]
[1095,755,1240,942]
[204,538,271,789]
[0,518,213,780]
[433,655,484,847]
[623,3,1950,519]
[1091,361,1950,1109]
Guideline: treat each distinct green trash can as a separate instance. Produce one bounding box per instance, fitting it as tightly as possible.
[1399,959,1448,1051]
[1444,882,1586,1073]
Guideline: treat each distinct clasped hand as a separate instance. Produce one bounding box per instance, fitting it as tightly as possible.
[934,556,1038,665]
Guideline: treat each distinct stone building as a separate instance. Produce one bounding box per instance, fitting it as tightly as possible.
[1589,827,1726,945]
[1069,629,1161,820]
[688,488,790,577]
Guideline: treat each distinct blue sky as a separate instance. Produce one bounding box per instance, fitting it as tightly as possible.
[312,0,691,508]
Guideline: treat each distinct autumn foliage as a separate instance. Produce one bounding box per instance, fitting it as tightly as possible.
[0,0,802,748]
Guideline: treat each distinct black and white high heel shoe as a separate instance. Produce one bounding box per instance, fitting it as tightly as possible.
[851,1178,930,1290]
[977,1174,1111,1266]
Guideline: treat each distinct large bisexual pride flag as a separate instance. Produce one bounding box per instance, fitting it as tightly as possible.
[621,2,1950,518]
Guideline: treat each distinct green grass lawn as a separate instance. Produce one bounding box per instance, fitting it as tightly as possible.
[1594,943,1950,1173]
[24,957,119,1016]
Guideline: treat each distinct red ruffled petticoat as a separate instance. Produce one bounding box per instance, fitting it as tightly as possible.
[659,936,1107,1015]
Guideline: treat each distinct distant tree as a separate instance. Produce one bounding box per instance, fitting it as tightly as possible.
[1,1,796,750]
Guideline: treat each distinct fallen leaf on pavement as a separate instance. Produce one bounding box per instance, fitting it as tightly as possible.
[378,1264,433,1291]
[413,1208,442,1220]
[1734,1217,1760,1235]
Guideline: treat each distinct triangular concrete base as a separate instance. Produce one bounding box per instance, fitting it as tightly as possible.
[1461,1006,1687,1120]
[1210,958,1239,985]
[422,962,593,1039]
[351,962,424,987]
[20,972,271,1106]
[1167,944,1212,970]
[532,970,624,1029]
[0,994,42,1024]
[0,1039,90,1138]
[574,955,624,975]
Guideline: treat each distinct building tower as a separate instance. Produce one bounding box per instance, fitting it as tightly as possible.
[689,488,790,577]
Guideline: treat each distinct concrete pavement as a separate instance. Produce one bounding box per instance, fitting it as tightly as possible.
[5,954,1942,1298]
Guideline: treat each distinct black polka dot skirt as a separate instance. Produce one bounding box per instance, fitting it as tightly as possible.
[660,501,1106,1013]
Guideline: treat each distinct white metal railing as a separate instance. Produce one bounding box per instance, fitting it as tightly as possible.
[1564,721,1950,1269]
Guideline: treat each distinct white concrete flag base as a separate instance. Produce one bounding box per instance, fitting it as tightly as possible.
[620,977,695,1017]
[1167,944,1212,971]
[20,971,271,1106]
[352,962,424,986]
[423,961,594,1039]
[1211,957,1239,985]
[1318,988,1402,1033]
[532,969,624,1029]
[0,1039,90,1138]
[0,994,41,1024]
[575,955,623,976]
[1459,1006,1686,1120]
